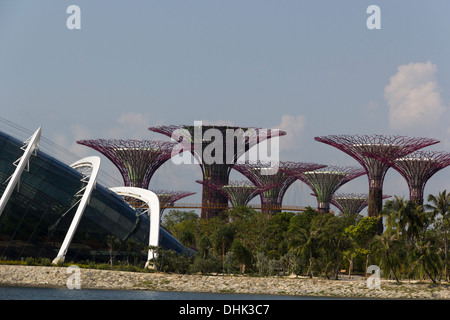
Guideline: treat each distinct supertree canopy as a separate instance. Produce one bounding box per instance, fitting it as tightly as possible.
[76,139,178,189]
[331,193,391,215]
[149,124,286,219]
[314,134,439,219]
[374,150,450,205]
[233,161,326,214]
[196,179,279,209]
[153,190,196,214]
[282,165,366,214]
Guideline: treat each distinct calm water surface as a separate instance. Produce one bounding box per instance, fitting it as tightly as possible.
[0,286,316,300]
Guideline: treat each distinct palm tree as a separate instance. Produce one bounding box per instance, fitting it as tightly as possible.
[426,190,450,281]
[106,235,122,266]
[382,196,410,239]
[371,232,402,282]
[382,196,430,241]
[408,237,442,283]
[213,224,236,272]
[289,213,330,278]
[231,240,252,273]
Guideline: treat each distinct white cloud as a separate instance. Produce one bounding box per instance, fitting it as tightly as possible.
[275,114,306,151]
[384,61,448,132]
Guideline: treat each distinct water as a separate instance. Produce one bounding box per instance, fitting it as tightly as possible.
[0,286,343,319]
[0,286,315,300]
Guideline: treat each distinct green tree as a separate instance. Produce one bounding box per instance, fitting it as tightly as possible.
[190,235,219,274]
[382,196,411,239]
[180,229,196,247]
[197,235,212,259]
[213,223,236,272]
[265,211,295,256]
[106,235,122,266]
[343,216,379,277]
[288,211,328,278]
[228,206,270,253]
[151,246,192,273]
[161,210,199,233]
[371,232,402,282]
[162,210,200,248]
[321,214,352,279]
[231,240,252,273]
[408,236,442,283]
[125,239,144,265]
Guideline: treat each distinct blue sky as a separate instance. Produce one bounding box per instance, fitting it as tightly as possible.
[1,1,449,213]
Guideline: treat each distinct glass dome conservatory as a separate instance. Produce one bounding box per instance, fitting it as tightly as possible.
[0,129,190,264]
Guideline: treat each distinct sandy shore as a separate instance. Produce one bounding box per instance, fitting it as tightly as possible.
[0,265,449,299]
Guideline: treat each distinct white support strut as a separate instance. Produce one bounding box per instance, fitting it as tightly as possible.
[52,156,101,264]
[0,127,41,218]
[108,186,160,268]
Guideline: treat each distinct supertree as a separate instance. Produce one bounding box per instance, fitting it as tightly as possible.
[153,190,196,215]
[369,150,450,205]
[314,134,439,220]
[196,179,279,209]
[331,193,391,215]
[149,124,286,219]
[282,165,366,214]
[76,139,179,189]
[233,161,326,214]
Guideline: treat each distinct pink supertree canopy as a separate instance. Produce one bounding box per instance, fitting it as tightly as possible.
[314,134,439,218]
[373,150,450,205]
[233,161,326,214]
[196,179,280,209]
[331,193,391,215]
[282,165,366,213]
[153,189,196,214]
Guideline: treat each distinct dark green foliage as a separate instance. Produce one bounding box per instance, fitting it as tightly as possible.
[11,191,448,282]
[151,247,192,274]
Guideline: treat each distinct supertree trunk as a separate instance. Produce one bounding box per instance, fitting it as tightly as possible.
[369,186,384,234]
[317,202,330,214]
[409,185,424,206]
[201,163,231,219]
[368,184,383,215]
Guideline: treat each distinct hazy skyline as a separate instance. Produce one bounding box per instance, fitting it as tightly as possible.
[1,1,449,213]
